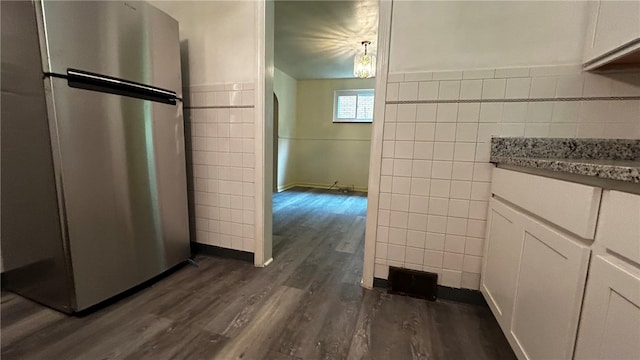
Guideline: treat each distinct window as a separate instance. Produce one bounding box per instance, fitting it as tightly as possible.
[333,89,374,123]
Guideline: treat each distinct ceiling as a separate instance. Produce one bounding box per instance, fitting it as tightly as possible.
[274,0,378,80]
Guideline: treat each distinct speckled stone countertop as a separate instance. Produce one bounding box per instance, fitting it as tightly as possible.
[490,138,640,183]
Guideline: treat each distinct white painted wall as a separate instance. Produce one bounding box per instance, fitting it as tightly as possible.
[150,1,257,85]
[364,0,640,290]
[274,68,298,190]
[272,75,375,191]
[150,1,262,256]
[389,1,591,73]
[294,78,374,190]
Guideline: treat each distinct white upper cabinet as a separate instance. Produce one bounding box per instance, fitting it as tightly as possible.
[583,0,640,70]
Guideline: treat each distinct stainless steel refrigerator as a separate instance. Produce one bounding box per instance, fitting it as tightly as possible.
[1,0,190,313]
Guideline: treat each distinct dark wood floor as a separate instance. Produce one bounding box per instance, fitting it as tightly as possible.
[1,187,515,360]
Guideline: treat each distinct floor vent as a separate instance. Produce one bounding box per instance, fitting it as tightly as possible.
[388,267,437,301]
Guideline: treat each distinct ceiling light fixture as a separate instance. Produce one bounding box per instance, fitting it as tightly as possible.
[354,40,376,78]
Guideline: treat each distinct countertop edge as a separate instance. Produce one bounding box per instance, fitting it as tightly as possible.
[490,156,640,184]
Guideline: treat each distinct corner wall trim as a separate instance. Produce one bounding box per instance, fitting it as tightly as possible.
[262,257,273,267]
[361,0,394,290]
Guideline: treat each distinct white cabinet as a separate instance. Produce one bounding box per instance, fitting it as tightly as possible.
[491,168,601,240]
[595,190,640,265]
[484,168,596,360]
[481,198,524,330]
[485,169,640,359]
[574,190,640,360]
[583,0,640,70]
[482,196,590,360]
[509,216,590,360]
[574,256,640,360]
[485,168,640,359]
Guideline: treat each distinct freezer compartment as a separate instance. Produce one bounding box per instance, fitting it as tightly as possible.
[38,1,182,98]
[48,77,190,311]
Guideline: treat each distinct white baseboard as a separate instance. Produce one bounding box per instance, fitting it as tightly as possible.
[276,183,297,192]
[276,182,368,193]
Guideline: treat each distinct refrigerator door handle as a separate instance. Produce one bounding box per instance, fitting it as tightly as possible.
[65,69,180,105]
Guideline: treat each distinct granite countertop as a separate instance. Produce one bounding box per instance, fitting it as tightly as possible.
[490,138,640,183]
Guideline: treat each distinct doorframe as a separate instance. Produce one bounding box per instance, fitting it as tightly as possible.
[255,0,392,276]
[361,0,393,289]
[254,0,274,267]
[273,94,279,192]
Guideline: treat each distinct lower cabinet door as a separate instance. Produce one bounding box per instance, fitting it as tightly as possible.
[481,198,524,331]
[574,256,640,360]
[509,216,590,360]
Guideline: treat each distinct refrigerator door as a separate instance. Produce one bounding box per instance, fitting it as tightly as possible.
[1,0,75,313]
[38,1,182,97]
[47,77,190,311]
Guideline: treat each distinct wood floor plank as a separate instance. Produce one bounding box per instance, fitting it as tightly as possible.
[0,299,66,350]
[65,314,174,360]
[123,320,229,360]
[213,285,305,360]
[1,187,515,360]
[300,282,363,360]
[267,262,355,358]
[345,288,384,360]
[335,215,366,254]
[369,292,423,359]
[203,227,326,338]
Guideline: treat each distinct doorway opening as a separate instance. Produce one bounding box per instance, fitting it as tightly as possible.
[269,0,379,281]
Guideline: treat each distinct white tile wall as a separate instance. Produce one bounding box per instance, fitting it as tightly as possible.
[373,66,640,290]
[184,82,256,253]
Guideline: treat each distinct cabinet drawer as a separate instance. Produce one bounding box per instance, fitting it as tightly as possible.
[597,190,640,265]
[492,168,602,239]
